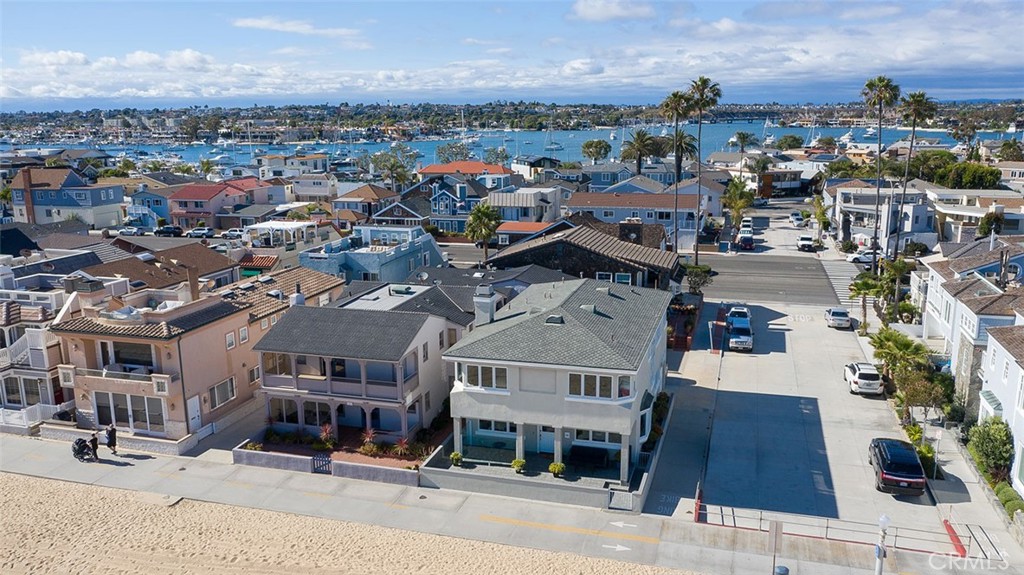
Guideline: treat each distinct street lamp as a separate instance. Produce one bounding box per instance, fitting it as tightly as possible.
[874,514,891,575]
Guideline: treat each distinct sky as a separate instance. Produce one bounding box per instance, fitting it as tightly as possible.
[1,0,1022,112]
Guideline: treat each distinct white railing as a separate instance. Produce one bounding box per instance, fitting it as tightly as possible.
[0,335,30,368]
[0,400,74,428]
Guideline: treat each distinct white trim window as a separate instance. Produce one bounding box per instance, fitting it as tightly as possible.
[210,377,236,410]
[596,272,613,282]
[614,273,631,285]
[248,366,261,386]
[478,419,517,435]
[226,332,236,350]
[570,373,613,399]
[261,318,269,330]
[239,326,249,344]
[463,364,507,389]
[574,429,622,445]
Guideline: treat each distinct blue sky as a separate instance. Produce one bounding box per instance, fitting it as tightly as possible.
[2,0,1021,111]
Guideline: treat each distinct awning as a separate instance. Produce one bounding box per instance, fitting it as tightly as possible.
[241,268,262,277]
[980,390,1003,418]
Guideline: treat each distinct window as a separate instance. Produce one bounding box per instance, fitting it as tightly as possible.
[261,318,269,330]
[439,331,445,349]
[94,391,163,433]
[424,391,432,411]
[1005,360,1011,382]
[239,326,249,344]
[596,272,613,282]
[422,342,429,362]
[3,376,22,406]
[646,211,654,219]
[45,209,53,217]
[209,377,235,410]
[569,373,615,399]
[447,328,457,347]
[463,365,507,389]
[603,210,614,218]
[1018,373,1024,411]
[657,211,671,221]
[618,376,632,398]
[573,429,621,444]
[262,352,293,376]
[303,401,331,427]
[226,332,236,350]
[270,397,299,424]
[271,315,278,325]
[248,366,261,385]
[614,273,632,285]
[478,419,517,434]
[318,294,330,307]
[631,211,639,218]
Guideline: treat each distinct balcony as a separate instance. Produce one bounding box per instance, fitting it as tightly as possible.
[262,373,403,401]
[59,364,179,396]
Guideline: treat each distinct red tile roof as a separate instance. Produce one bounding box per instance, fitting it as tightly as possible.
[418,161,512,175]
[169,183,245,201]
[238,254,279,269]
[497,221,553,233]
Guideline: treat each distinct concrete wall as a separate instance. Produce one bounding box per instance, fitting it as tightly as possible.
[331,460,419,486]
[39,421,201,456]
[419,465,609,508]
[232,439,315,472]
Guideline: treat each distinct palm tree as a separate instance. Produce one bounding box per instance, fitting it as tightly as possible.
[849,277,882,335]
[721,177,754,231]
[198,159,215,175]
[861,76,900,274]
[893,91,937,257]
[686,76,722,265]
[661,91,689,251]
[880,257,912,322]
[868,327,931,393]
[464,203,502,260]
[732,131,758,154]
[748,156,773,199]
[620,129,658,176]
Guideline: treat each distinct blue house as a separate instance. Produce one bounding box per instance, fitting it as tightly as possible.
[299,225,445,283]
[10,167,124,229]
[125,183,176,228]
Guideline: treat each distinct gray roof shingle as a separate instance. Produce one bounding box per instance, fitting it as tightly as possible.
[445,279,671,370]
[254,306,429,361]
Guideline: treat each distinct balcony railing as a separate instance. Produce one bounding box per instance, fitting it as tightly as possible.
[62,365,179,395]
[0,400,75,428]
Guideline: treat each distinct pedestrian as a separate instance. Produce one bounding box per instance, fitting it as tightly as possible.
[89,432,99,461]
[106,423,118,455]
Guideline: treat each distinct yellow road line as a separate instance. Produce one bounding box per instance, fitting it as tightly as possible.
[301,491,332,500]
[479,514,660,545]
[389,503,410,509]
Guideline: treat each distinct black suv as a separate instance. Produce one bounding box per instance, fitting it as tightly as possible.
[868,438,926,496]
[153,225,184,237]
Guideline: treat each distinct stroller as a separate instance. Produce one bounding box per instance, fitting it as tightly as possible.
[72,438,95,462]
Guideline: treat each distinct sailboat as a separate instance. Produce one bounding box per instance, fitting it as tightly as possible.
[543,126,563,151]
[609,130,617,141]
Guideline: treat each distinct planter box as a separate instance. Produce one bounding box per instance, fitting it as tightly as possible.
[232,439,314,473]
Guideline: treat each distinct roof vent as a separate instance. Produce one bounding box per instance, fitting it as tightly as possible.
[239,282,256,291]
[596,286,610,295]
[135,252,156,262]
[257,275,274,284]
[580,304,596,314]
[266,289,284,299]
[545,314,564,325]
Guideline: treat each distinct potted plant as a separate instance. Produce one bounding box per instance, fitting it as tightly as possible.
[511,458,526,473]
[548,462,566,477]
[449,451,463,467]
[666,325,675,348]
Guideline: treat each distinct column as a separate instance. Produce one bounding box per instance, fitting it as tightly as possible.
[619,434,630,485]
[297,400,306,428]
[453,417,463,454]
[553,426,563,464]
[329,402,338,439]
[362,406,372,432]
[359,360,367,397]
[515,424,524,460]
[400,406,409,439]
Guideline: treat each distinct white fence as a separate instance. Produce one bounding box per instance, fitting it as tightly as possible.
[0,400,75,428]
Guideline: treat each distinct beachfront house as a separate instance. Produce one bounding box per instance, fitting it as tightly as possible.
[443,279,672,484]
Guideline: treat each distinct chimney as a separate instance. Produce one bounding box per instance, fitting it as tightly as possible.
[185,265,200,302]
[19,168,36,224]
[289,281,305,307]
[473,284,499,325]
[0,265,15,289]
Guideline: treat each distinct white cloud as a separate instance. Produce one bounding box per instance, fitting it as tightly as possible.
[164,49,214,71]
[839,4,903,21]
[486,47,512,55]
[123,51,162,67]
[561,59,604,76]
[462,38,495,46]
[569,0,655,22]
[20,50,89,67]
[233,17,371,49]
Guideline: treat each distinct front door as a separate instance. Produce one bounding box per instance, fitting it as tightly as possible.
[186,394,201,433]
[538,425,555,453]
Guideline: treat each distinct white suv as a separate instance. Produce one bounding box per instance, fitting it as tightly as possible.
[845,362,883,395]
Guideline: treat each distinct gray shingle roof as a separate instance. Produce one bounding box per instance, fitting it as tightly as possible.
[406,264,573,287]
[445,279,671,370]
[253,306,429,361]
[393,286,475,326]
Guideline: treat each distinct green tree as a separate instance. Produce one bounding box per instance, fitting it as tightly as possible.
[686,75,721,265]
[949,115,978,150]
[118,158,137,172]
[748,156,773,198]
[660,91,691,248]
[817,135,837,150]
[862,75,901,274]
[203,115,222,133]
[997,138,1023,162]
[620,128,658,175]
[879,257,912,322]
[869,327,931,393]
[893,91,938,255]
[721,177,754,230]
[581,139,612,165]
[685,267,713,295]
[45,157,68,167]
[436,142,471,164]
[0,185,12,207]
[172,163,196,175]
[731,131,758,154]
[464,203,502,260]
[198,159,215,175]
[776,134,804,150]
[371,144,418,193]
[286,209,310,220]
[909,150,957,182]
[977,212,1004,237]
[181,117,202,141]
[483,146,510,165]
[849,276,882,335]
[968,417,1015,481]
[144,161,165,173]
[937,162,1002,189]
[900,371,946,423]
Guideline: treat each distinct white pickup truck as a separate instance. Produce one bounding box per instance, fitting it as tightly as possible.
[797,235,815,252]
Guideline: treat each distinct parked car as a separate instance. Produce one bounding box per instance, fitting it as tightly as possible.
[185,227,215,238]
[824,307,852,329]
[844,362,883,395]
[153,225,184,237]
[797,235,815,252]
[740,216,754,229]
[735,235,755,251]
[868,438,927,496]
[221,228,244,239]
[752,197,769,207]
[726,306,751,327]
[727,318,754,352]
[118,226,145,236]
[791,216,806,227]
[739,223,754,236]
[847,249,882,263]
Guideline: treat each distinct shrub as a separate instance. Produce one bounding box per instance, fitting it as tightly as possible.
[548,462,566,476]
[997,488,1022,506]
[511,458,526,473]
[968,417,1015,481]
[243,441,263,451]
[361,428,377,445]
[263,428,280,443]
[391,438,411,457]
[903,241,929,257]
[905,424,923,444]
[449,451,462,466]
[839,240,858,253]
[357,442,381,457]
[994,482,1013,496]
[319,423,336,449]
[1006,500,1024,518]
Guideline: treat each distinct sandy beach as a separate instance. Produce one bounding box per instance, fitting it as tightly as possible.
[0,472,696,575]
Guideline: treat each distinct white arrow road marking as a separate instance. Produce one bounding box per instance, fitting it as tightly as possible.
[602,544,631,552]
[609,521,637,528]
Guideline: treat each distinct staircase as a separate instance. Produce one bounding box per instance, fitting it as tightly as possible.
[0,336,30,369]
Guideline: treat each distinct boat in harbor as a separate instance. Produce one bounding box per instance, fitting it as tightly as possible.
[864,126,877,138]
[543,127,563,151]
[609,131,616,141]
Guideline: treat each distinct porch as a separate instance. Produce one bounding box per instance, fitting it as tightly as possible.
[263,392,423,443]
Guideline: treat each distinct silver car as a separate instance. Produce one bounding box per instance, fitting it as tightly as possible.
[824,307,852,329]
